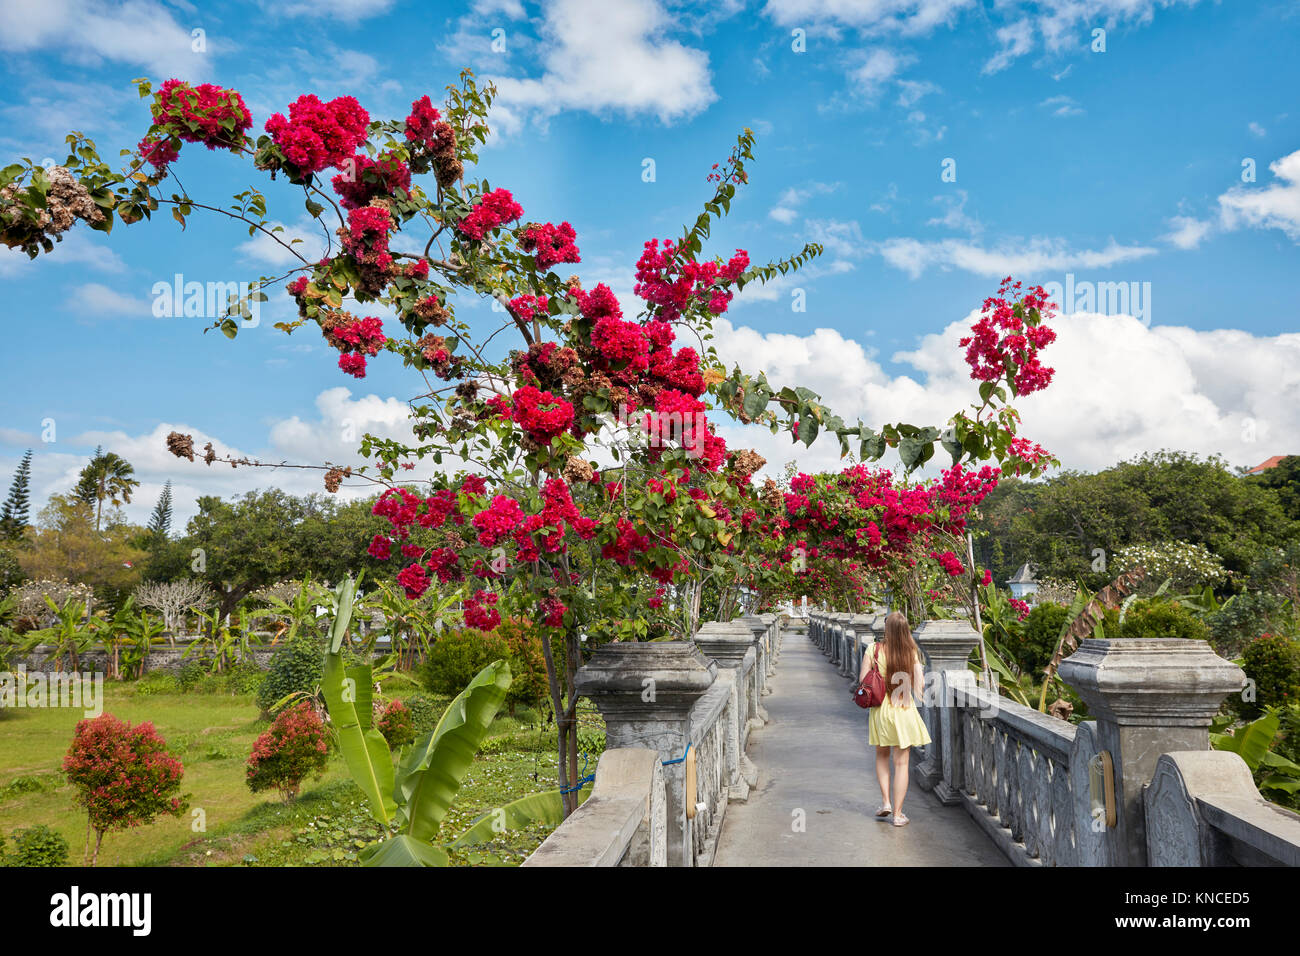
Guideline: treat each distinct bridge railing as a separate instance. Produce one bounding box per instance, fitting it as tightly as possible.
[809,608,1300,868]
[524,614,790,866]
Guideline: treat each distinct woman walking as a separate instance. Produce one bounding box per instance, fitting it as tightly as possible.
[858,611,930,827]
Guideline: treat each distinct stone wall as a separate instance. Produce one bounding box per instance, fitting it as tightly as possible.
[524,614,787,867]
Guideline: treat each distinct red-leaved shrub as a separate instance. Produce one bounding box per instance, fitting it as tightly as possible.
[246,702,330,802]
[376,699,416,748]
[62,713,187,865]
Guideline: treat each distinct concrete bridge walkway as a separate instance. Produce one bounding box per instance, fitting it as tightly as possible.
[714,631,1008,867]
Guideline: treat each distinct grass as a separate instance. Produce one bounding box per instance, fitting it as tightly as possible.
[0,678,598,867]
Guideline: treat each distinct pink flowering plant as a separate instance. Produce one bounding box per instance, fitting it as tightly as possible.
[3,70,1059,812]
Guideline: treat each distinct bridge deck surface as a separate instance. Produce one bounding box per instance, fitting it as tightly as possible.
[714,632,1008,867]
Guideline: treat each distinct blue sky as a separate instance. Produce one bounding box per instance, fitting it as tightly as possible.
[2,0,1299,526]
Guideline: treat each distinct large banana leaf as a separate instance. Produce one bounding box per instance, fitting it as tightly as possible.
[323,652,396,825]
[394,659,512,843]
[359,834,450,867]
[450,789,567,847]
[319,575,395,825]
[1210,711,1280,772]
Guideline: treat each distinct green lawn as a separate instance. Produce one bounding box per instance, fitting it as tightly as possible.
[0,681,594,866]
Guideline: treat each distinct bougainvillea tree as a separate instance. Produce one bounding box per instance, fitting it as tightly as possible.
[2,70,1057,811]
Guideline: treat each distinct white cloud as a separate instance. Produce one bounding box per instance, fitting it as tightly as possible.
[0,0,210,77]
[489,0,716,129]
[1162,215,1212,250]
[237,219,331,267]
[1040,95,1084,117]
[984,19,1034,74]
[710,310,1300,478]
[1217,149,1300,241]
[72,283,154,319]
[769,182,839,223]
[760,0,973,36]
[1248,121,1267,138]
[277,0,395,19]
[0,231,126,278]
[873,236,1158,278]
[846,48,912,100]
[926,190,980,234]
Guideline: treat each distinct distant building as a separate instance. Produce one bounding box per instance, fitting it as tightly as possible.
[1246,456,1290,475]
[1006,563,1038,601]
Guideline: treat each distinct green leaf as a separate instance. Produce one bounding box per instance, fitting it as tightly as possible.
[450,790,566,847]
[394,660,512,843]
[359,834,450,867]
[305,199,325,218]
[1211,712,1279,772]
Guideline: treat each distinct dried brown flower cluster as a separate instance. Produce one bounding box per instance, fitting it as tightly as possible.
[761,478,784,514]
[166,431,195,462]
[729,448,767,478]
[562,456,595,484]
[323,465,352,493]
[0,166,105,254]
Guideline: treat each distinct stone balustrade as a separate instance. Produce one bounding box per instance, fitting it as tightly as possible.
[810,607,1300,868]
[525,615,785,867]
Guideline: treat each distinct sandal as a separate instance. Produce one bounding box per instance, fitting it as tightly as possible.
[892,813,909,827]
[875,805,892,818]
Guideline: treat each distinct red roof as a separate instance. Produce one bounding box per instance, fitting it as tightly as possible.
[1247,455,1288,474]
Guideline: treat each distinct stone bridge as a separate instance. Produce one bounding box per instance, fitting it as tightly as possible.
[525,610,1300,867]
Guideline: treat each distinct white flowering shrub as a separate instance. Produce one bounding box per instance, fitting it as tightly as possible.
[1114,541,1228,593]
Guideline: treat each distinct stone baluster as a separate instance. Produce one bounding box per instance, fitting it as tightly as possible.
[693,621,759,804]
[576,642,718,867]
[1058,637,1245,867]
[912,618,981,803]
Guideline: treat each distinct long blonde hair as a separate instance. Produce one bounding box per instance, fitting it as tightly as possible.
[882,611,918,707]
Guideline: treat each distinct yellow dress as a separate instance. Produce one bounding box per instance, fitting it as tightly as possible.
[866,645,932,749]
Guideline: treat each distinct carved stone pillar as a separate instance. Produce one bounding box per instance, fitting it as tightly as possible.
[576,642,717,866]
[912,618,981,802]
[1059,638,1245,867]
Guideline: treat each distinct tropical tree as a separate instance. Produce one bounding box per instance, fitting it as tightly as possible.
[146,480,173,541]
[75,448,141,532]
[0,449,32,540]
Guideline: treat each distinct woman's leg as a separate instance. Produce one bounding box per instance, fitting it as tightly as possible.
[891,746,911,817]
[874,745,892,809]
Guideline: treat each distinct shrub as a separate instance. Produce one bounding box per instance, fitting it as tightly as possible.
[132,670,180,696]
[1016,602,1070,676]
[1236,633,1300,720]
[496,617,552,713]
[62,713,187,865]
[7,824,69,867]
[225,663,266,696]
[421,628,510,698]
[246,702,329,802]
[402,693,440,735]
[177,660,205,691]
[1115,599,1210,643]
[256,635,323,715]
[376,699,415,748]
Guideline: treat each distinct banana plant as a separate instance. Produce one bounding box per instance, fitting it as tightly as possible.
[259,574,327,645]
[119,608,166,680]
[19,597,96,672]
[320,575,566,866]
[1211,707,1300,800]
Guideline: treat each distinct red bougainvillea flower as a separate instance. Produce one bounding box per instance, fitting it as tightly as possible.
[520,221,580,269]
[367,534,391,560]
[1008,598,1031,621]
[510,385,575,444]
[338,353,367,377]
[539,596,567,627]
[958,277,1057,396]
[458,188,523,240]
[265,94,370,174]
[331,151,412,210]
[464,589,501,630]
[396,561,430,599]
[150,79,253,152]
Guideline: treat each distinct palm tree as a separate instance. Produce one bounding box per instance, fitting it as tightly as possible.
[76,450,141,532]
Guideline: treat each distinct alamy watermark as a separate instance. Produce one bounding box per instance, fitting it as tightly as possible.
[1041,273,1152,326]
[151,273,261,326]
[0,665,103,717]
